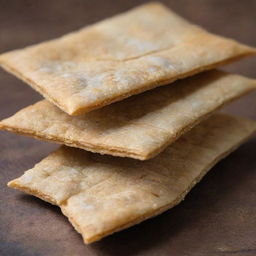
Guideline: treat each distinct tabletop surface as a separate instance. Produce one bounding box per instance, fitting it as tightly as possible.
[0,1,256,255]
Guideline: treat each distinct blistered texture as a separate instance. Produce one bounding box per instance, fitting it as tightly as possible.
[8,113,256,243]
[0,3,255,115]
[1,71,256,160]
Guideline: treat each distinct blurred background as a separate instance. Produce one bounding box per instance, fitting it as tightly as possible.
[0,1,256,256]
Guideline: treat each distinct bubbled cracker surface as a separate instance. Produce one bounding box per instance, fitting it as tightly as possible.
[8,113,256,243]
[1,70,256,159]
[0,3,255,114]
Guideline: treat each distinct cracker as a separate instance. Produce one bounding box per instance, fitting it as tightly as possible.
[0,3,255,115]
[1,70,256,160]
[8,113,256,243]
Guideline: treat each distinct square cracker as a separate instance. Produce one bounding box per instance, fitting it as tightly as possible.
[8,113,256,243]
[1,70,256,160]
[0,3,255,115]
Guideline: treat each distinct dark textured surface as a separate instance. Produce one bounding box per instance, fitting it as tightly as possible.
[0,1,256,255]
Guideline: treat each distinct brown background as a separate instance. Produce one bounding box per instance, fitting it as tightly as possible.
[0,0,256,255]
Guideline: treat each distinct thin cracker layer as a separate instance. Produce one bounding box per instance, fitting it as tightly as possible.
[1,70,256,160]
[8,113,256,243]
[0,2,255,115]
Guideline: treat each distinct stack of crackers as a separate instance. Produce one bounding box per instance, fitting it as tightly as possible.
[1,3,256,244]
